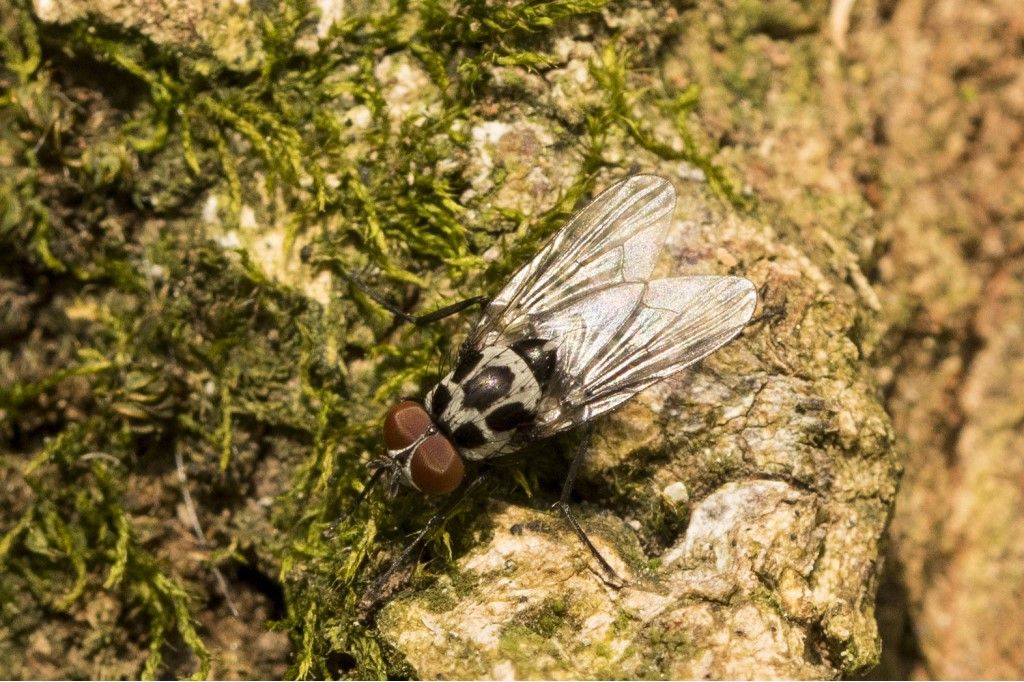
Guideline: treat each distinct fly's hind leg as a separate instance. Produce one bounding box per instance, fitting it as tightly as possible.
[556,430,624,587]
[338,269,487,326]
[744,281,785,328]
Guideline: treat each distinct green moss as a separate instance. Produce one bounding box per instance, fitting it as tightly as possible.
[589,43,751,210]
[415,568,481,614]
[0,423,211,679]
[629,614,698,678]
[516,596,572,638]
[749,583,786,615]
[840,621,882,676]
[644,617,696,656]
[496,623,560,672]
[729,0,821,40]
[612,608,636,634]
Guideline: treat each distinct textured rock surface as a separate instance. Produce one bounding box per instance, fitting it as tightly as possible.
[31,0,267,69]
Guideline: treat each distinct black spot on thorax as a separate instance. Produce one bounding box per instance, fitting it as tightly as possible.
[510,338,556,386]
[461,365,515,410]
[485,402,534,432]
[430,383,452,419]
[451,348,483,383]
[452,422,486,449]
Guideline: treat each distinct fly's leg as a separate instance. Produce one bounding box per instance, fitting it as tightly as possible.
[744,282,784,328]
[745,304,785,328]
[556,431,623,586]
[357,474,488,621]
[339,269,487,326]
[321,466,386,540]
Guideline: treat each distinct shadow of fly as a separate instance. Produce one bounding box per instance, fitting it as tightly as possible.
[337,175,758,619]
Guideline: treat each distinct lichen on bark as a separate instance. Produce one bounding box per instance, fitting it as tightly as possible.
[1,0,901,678]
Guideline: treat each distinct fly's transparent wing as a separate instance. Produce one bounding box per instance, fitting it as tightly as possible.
[532,275,757,436]
[464,173,755,437]
[468,175,676,349]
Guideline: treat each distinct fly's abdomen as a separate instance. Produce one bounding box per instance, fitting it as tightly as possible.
[426,342,554,460]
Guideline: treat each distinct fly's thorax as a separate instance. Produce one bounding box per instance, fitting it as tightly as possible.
[426,342,555,460]
[381,401,465,495]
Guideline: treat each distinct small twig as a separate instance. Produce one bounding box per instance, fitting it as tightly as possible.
[829,0,856,52]
[80,451,123,467]
[174,449,240,618]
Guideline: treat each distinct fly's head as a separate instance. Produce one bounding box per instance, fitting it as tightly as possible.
[377,400,465,495]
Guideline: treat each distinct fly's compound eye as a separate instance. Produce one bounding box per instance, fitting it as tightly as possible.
[409,435,465,495]
[383,400,433,450]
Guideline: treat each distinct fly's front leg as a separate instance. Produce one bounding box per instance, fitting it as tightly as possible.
[339,269,487,326]
[321,466,386,541]
[556,429,623,586]
[357,474,488,621]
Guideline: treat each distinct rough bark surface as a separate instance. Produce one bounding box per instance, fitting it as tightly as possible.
[843,1,1024,678]
[4,0,1019,678]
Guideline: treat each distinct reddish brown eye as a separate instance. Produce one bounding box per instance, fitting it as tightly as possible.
[409,435,465,495]
[383,401,432,450]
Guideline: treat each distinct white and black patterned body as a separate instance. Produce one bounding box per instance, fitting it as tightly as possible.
[363,175,760,619]
[425,339,557,460]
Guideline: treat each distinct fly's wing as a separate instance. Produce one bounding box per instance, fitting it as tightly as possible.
[531,275,756,436]
[467,175,676,349]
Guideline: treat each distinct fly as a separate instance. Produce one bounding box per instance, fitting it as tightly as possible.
[341,174,758,616]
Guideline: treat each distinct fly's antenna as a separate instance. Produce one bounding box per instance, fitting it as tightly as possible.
[322,466,386,540]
